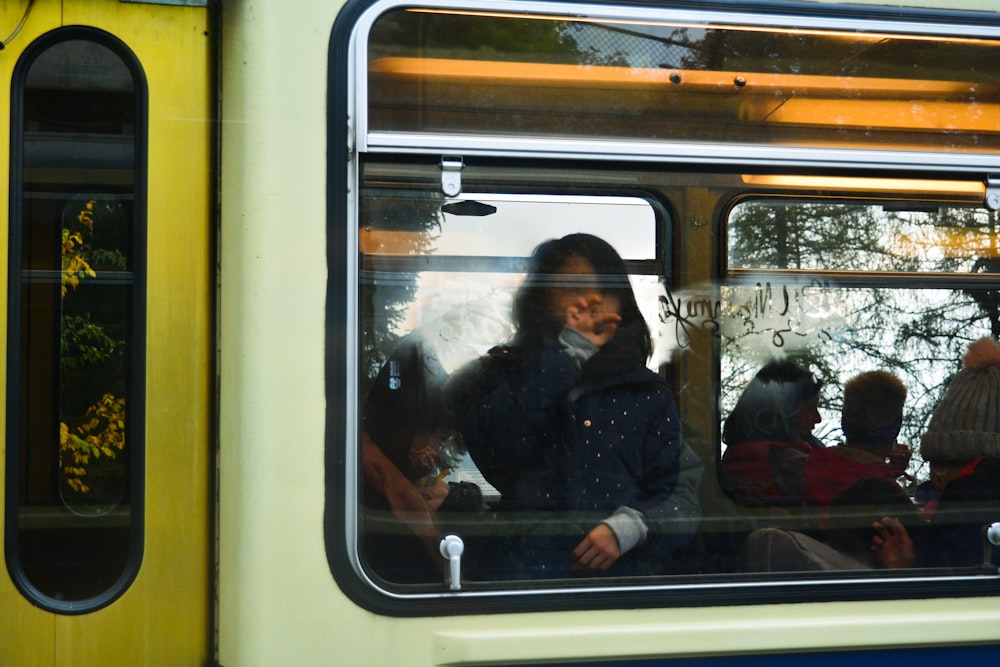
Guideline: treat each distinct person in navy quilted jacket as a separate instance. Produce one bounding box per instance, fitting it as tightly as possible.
[446,233,701,579]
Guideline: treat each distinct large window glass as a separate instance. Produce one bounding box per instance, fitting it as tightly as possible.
[723,198,1000,479]
[6,30,145,611]
[349,159,1000,594]
[334,1,1000,610]
[358,184,669,587]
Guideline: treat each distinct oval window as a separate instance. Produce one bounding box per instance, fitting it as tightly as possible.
[6,29,146,612]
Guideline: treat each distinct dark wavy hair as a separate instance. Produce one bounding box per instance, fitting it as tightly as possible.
[364,335,452,474]
[511,233,651,375]
[723,360,823,445]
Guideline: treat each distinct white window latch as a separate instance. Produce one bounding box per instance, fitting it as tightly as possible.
[439,534,464,591]
[986,176,1000,211]
[440,156,464,197]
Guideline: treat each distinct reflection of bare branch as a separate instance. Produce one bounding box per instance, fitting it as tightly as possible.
[723,199,995,479]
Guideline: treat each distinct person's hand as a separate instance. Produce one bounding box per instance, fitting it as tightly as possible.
[362,435,444,572]
[888,442,911,474]
[570,523,622,573]
[871,516,916,569]
[363,436,430,516]
[419,479,450,513]
[565,295,621,348]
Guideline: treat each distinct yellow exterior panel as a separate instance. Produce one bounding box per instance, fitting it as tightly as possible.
[2,2,214,666]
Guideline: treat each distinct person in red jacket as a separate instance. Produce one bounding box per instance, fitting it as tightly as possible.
[801,370,910,506]
[721,360,824,507]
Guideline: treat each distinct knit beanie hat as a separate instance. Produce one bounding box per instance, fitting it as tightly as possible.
[920,337,1000,462]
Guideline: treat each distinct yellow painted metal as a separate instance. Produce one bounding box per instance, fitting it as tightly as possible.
[0,1,214,666]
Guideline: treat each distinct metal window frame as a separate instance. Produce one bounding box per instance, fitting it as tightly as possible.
[327,0,1000,615]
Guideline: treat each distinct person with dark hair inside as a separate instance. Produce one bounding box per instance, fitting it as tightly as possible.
[361,334,483,584]
[873,337,1000,570]
[801,370,910,506]
[723,360,825,449]
[721,360,824,507]
[738,369,921,571]
[445,233,701,579]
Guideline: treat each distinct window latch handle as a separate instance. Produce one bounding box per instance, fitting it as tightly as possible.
[983,522,1000,572]
[439,534,464,590]
[987,522,1000,546]
[440,156,464,197]
[986,176,1000,210]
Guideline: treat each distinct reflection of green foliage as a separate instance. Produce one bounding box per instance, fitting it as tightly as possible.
[61,313,125,371]
[61,196,127,293]
[61,226,96,296]
[370,10,580,62]
[62,194,128,270]
[58,195,129,507]
[60,393,126,498]
[60,195,128,381]
[88,247,127,271]
[680,27,1000,81]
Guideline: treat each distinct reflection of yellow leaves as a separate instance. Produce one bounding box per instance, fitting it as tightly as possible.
[61,247,95,295]
[66,478,90,494]
[58,198,125,500]
[61,202,98,296]
[59,394,126,496]
[77,200,95,231]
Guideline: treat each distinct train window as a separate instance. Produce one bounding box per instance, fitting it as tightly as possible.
[362,192,658,259]
[6,30,146,612]
[332,1,1000,612]
[364,6,1000,160]
[729,196,997,274]
[357,184,670,586]
[720,193,998,499]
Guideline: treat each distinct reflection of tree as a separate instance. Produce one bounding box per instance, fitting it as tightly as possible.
[369,11,579,62]
[727,201,997,478]
[58,196,128,509]
[359,192,443,389]
[370,7,1000,85]
[965,213,1000,339]
[730,202,928,273]
[679,27,999,82]
[369,9,681,68]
